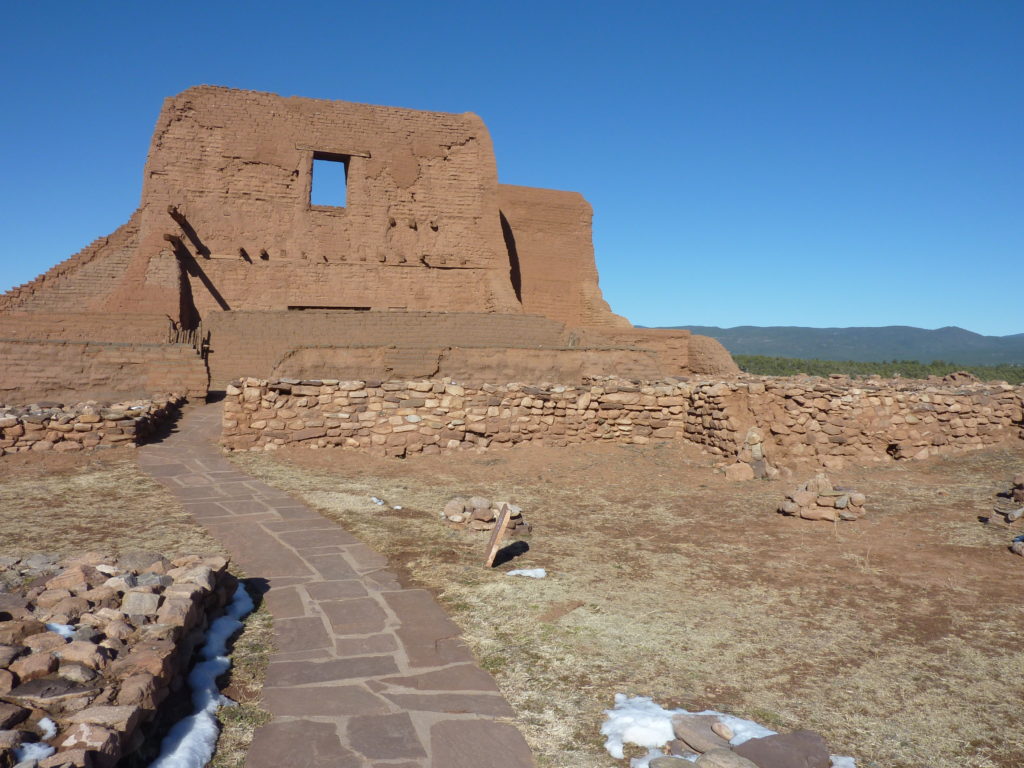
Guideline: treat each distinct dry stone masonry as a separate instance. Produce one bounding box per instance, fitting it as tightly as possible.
[221,376,1024,470]
[0,552,235,767]
[441,497,531,534]
[0,396,185,457]
[778,474,867,522]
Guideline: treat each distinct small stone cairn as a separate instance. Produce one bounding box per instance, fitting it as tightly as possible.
[0,551,234,767]
[653,712,839,767]
[441,497,531,534]
[1011,473,1024,505]
[778,473,867,522]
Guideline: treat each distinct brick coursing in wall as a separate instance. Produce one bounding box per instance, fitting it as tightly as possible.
[0,85,739,399]
[0,340,207,403]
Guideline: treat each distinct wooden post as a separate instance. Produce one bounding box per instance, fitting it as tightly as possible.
[484,503,513,567]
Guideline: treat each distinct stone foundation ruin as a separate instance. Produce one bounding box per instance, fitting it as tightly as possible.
[220,375,1024,471]
[1,86,737,405]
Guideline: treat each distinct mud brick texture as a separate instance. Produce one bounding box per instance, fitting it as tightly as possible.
[0,85,737,402]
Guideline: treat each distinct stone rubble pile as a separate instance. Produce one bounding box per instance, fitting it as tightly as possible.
[778,474,867,522]
[652,712,844,768]
[441,497,531,534]
[0,551,234,767]
[0,396,185,457]
[1011,473,1024,505]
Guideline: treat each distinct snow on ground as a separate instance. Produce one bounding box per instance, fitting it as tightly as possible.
[14,741,56,762]
[601,694,857,768]
[45,622,75,639]
[506,568,547,578]
[148,582,255,768]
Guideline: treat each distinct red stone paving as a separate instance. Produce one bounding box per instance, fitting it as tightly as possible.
[136,402,536,768]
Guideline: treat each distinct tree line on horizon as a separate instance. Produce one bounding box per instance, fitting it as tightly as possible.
[733,355,1024,385]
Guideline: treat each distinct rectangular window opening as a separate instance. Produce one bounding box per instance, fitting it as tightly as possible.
[311,152,349,207]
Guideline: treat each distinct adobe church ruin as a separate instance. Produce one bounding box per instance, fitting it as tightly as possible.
[0,86,736,402]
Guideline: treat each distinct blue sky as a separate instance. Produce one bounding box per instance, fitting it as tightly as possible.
[2,1,1021,335]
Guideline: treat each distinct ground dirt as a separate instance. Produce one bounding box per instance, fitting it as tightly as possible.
[232,440,1024,768]
[0,448,270,768]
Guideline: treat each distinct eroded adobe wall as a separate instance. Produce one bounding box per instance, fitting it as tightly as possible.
[0,313,170,343]
[586,328,741,378]
[497,184,630,329]
[0,216,144,314]
[128,86,521,321]
[202,310,570,385]
[274,345,664,384]
[0,340,208,403]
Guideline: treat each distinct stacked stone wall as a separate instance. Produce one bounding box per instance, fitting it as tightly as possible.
[0,396,185,456]
[0,339,207,404]
[221,376,1024,466]
[0,553,235,767]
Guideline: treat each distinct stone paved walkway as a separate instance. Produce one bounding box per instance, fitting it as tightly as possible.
[136,402,536,768]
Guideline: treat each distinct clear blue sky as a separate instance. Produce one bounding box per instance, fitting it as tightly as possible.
[2,1,1021,335]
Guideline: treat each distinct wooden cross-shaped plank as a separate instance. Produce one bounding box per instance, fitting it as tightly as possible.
[484,503,513,567]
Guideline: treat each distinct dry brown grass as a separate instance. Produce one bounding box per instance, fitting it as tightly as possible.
[0,448,271,766]
[0,450,222,560]
[233,441,1024,768]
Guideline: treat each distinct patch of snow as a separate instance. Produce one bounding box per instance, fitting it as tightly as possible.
[45,622,75,640]
[39,717,58,739]
[601,694,781,762]
[506,568,546,579]
[148,582,254,768]
[831,757,857,768]
[14,742,56,762]
[601,694,677,760]
[370,496,385,505]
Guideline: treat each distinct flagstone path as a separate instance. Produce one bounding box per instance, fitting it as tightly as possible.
[136,402,536,768]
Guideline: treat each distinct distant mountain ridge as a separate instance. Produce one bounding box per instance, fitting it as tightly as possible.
[666,325,1024,366]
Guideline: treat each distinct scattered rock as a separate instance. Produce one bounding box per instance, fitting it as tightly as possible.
[732,730,831,768]
[779,474,866,522]
[695,748,760,767]
[671,713,730,753]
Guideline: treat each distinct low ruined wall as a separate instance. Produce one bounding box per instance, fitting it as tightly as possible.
[0,552,234,767]
[0,396,185,456]
[221,376,1024,466]
[0,340,207,403]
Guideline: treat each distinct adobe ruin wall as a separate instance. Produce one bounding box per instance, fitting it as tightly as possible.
[0,86,739,399]
[0,340,207,404]
[220,375,1024,469]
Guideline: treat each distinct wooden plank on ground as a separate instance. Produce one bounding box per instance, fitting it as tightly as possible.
[484,503,513,567]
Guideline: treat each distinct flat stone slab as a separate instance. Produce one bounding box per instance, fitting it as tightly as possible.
[247,719,360,768]
[431,720,535,768]
[347,712,427,760]
[266,656,399,687]
[135,402,535,768]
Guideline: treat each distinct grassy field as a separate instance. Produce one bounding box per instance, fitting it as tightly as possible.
[0,449,271,768]
[232,441,1024,768]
